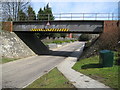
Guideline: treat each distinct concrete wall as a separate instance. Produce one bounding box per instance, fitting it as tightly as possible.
[1,30,35,59]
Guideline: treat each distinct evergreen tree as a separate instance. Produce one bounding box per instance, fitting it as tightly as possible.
[44,3,55,38]
[37,8,44,20]
[18,10,27,21]
[27,5,36,20]
[44,3,54,20]
[36,3,58,39]
[37,3,54,21]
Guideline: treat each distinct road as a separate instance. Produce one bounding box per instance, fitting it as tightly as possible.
[2,42,84,88]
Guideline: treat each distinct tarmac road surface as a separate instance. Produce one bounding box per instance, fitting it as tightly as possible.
[2,42,84,88]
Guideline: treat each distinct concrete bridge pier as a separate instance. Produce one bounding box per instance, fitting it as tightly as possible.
[15,32,49,55]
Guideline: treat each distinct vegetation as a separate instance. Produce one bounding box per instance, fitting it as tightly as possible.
[84,41,92,49]
[35,4,67,39]
[18,10,27,21]
[37,8,44,20]
[1,58,18,64]
[78,34,91,41]
[25,68,75,88]
[43,39,77,45]
[37,3,54,21]
[114,52,120,65]
[2,2,30,21]
[36,3,54,39]
[72,52,120,89]
[18,5,36,21]
[98,22,119,51]
[3,2,67,39]
[27,5,36,20]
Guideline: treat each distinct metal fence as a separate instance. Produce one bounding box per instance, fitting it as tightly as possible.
[2,13,120,21]
[53,13,119,20]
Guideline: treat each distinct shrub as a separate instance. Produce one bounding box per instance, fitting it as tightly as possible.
[114,52,120,65]
[78,34,91,41]
[52,40,64,44]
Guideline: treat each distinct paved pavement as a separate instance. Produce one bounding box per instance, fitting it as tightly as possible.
[57,44,112,89]
[2,41,83,88]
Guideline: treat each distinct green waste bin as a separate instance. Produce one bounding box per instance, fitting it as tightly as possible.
[99,50,114,67]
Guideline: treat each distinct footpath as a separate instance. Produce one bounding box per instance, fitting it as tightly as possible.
[57,43,112,89]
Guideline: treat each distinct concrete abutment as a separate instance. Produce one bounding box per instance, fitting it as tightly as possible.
[14,32,49,55]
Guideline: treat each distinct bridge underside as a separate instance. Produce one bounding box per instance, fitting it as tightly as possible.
[13,20,104,33]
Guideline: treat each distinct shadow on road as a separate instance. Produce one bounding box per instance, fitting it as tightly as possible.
[39,50,80,58]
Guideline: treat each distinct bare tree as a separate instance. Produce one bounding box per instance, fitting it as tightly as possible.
[2,0,30,21]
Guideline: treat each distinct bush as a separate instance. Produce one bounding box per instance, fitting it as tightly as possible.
[84,41,92,48]
[70,40,77,42]
[50,39,76,44]
[114,52,120,65]
[78,34,91,41]
[98,21,119,50]
[64,40,71,43]
[52,40,64,44]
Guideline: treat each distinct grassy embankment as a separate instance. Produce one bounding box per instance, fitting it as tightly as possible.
[1,58,18,64]
[25,68,75,88]
[72,51,120,89]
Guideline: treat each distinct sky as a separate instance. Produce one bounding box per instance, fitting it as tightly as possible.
[30,1,119,20]
[31,2,118,14]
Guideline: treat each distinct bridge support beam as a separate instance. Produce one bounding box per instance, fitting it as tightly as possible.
[15,32,49,55]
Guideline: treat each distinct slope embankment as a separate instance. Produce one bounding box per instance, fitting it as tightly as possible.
[1,30,35,59]
[80,21,120,59]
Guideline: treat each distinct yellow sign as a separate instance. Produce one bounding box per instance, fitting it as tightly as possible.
[31,28,69,32]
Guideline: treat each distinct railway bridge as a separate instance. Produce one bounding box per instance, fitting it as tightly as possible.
[2,13,119,54]
[3,13,119,33]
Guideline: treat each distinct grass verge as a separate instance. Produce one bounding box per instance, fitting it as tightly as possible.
[42,39,77,45]
[25,68,75,88]
[72,52,119,89]
[1,58,18,64]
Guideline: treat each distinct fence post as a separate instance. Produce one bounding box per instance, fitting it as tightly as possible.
[95,13,97,20]
[59,13,61,20]
[83,13,84,20]
[108,13,109,20]
[71,13,72,20]
[112,13,114,20]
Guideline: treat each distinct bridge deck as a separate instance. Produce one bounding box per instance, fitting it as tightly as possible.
[12,20,104,33]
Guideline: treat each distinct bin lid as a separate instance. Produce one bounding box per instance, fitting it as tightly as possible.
[100,50,111,53]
